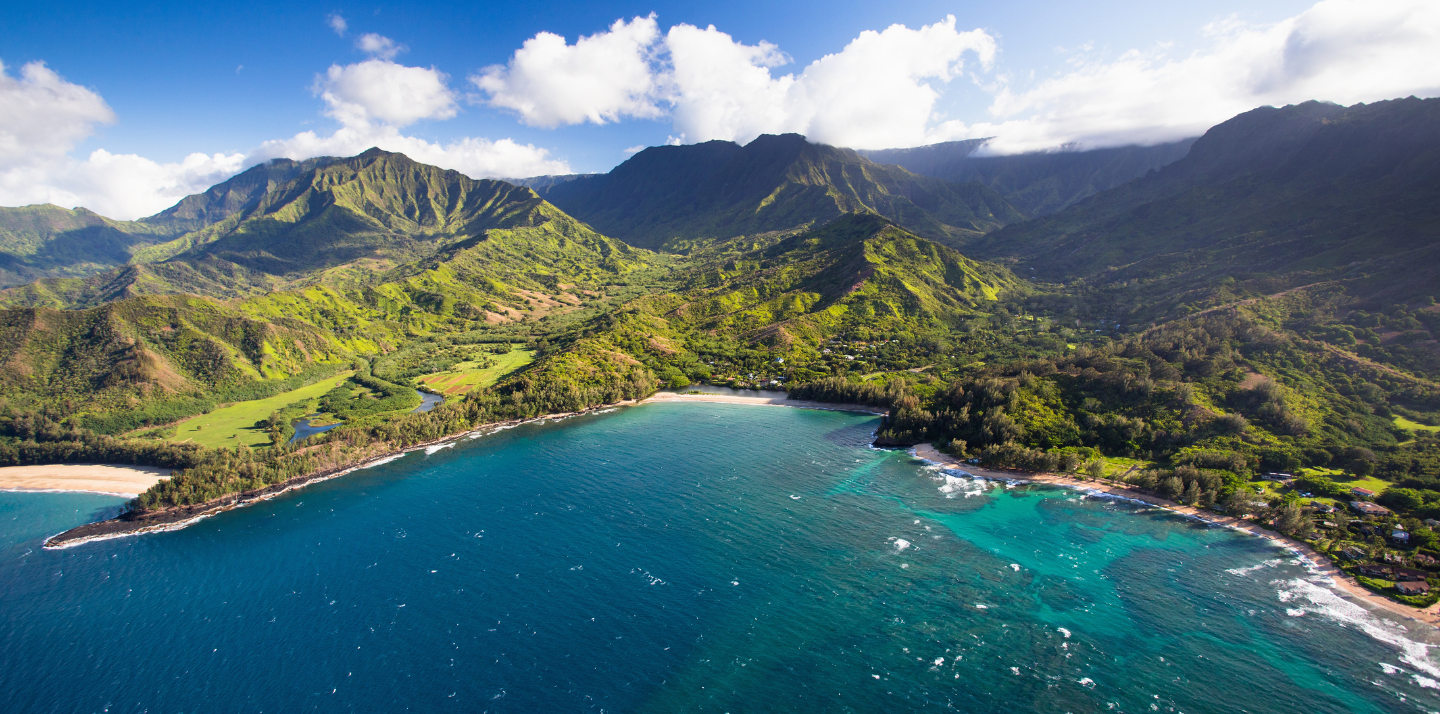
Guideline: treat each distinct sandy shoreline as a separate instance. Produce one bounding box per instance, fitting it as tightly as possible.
[640,391,887,414]
[0,464,172,498]
[910,443,1440,629]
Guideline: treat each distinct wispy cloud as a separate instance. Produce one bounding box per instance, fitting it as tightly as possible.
[327,13,348,36]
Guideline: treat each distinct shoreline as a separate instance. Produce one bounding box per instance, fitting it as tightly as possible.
[909,443,1440,629]
[43,393,882,549]
[42,400,645,549]
[640,391,888,415]
[0,464,172,499]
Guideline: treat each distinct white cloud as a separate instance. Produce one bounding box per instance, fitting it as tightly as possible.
[935,0,1440,153]
[0,57,567,220]
[475,1,1440,153]
[356,33,404,61]
[252,125,568,182]
[664,17,996,148]
[0,60,114,167]
[471,15,994,149]
[472,15,663,128]
[328,13,347,36]
[319,58,457,127]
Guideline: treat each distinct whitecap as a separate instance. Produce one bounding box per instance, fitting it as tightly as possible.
[893,539,911,552]
[1009,564,1021,572]
[360,454,405,469]
[1415,675,1440,689]
[425,442,455,455]
[975,603,989,609]
[1225,558,1283,577]
[1010,667,1020,675]
[1380,663,1400,675]
[1274,577,1440,679]
[1057,627,1071,639]
[1078,677,1095,688]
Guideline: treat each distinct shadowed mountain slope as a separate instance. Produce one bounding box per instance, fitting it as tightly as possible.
[966,97,1440,305]
[535,134,1023,250]
[861,139,1196,216]
[0,205,177,288]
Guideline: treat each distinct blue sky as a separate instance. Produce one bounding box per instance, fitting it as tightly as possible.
[2,0,1436,217]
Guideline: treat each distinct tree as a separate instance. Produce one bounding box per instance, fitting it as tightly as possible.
[1085,460,1105,480]
[1275,502,1307,537]
[1182,480,1201,506]
[1160,476,1184,501]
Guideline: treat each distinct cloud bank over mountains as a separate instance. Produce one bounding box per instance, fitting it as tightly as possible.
[1,0,1438,218]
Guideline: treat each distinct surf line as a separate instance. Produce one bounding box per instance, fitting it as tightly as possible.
[909,444,1440,631]
[42,400,643,549]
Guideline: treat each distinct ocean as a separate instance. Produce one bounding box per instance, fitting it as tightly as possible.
[2,402,1437,713]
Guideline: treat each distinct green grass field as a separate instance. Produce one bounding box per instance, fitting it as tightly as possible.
[417,350,535,396]
[1395,416,1440,434]
[169,371,355,448]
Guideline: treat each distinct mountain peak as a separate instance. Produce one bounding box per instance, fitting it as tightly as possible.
[537,134,1021,250]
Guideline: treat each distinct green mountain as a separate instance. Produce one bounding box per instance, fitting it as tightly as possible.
[2,149,656,309]
[966,97,1440,307]
[141,156,340,233]
[0,205,177,288]
[860,138,1195,216]
[535,133,1024,250]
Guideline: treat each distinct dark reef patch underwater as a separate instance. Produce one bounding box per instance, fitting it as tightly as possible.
[2,402,1438,713]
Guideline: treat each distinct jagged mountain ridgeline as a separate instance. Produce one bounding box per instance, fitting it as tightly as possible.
[533,133,1025,250]
[967,97,1440,307]
[2,96,1440,552]
[859,138,1196,217]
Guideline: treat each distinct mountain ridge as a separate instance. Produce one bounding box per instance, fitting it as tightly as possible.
[535,133,1024,250]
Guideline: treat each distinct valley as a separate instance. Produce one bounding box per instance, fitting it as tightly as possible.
[0,99,1436,616]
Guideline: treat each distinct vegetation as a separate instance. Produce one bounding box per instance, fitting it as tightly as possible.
[2,96,1438,601]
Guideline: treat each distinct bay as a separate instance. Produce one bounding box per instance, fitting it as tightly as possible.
[1,402,1437,712]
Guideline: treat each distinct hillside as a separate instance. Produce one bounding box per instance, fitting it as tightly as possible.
[966,98,1440,308]
[0,205,177,288]
[141,156,340,233]
[535,134,1023,250]
[860,138,1196,216]
[1,149,659,309]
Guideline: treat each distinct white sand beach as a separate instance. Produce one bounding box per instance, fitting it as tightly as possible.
[0,464,172,497]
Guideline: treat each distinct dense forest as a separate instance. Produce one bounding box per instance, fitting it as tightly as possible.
[1,98,1438,604]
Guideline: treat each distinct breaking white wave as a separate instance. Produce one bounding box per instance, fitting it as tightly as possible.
[1275,577,1440,679]
[1057,627,1071,639]
[892,538,912,552]
[360,454,406,470]
[425,442,455,456]
[934,470,988,499]
[1078,677,1095,688]
[1225,558,1284,577]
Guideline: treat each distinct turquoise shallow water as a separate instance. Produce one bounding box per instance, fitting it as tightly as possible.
[2,402,1439,713]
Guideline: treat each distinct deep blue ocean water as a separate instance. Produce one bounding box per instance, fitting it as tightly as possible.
[3,402,1440,713]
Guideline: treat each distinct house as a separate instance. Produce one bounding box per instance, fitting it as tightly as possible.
[1350,501,1392,516]
[1357,564,1393,578]
[1394,530,1412,544]
[1427,519,1440,529]
[1415,553,1440,567]
[1395,566,1429,580]
[1264,473,1294,481]
[1351,487,1377,499]
[1396,581,1431,596]
[1340,547,1366,561]
[1309,502,1335,513]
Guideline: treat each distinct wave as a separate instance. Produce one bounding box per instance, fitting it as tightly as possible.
[425,442,455,456]
[360,454,406,470]
[1224,558,1286,577]
[1274,577,1440,680]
